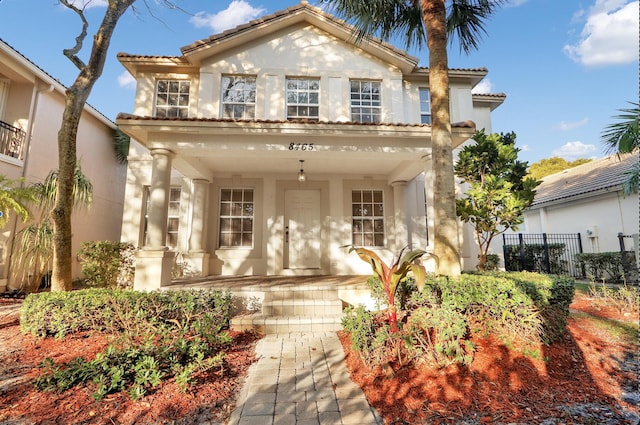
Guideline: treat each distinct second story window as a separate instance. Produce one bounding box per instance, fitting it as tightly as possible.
[419,88,431,124]
[286,78,319,120]
[221,75,256,119]
[155,80,190,118]
[350,80,381,123]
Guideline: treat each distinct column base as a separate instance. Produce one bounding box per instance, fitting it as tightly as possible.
[134,250,176,291]
[180,252,210,278]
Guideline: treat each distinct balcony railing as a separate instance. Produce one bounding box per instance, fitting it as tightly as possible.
[0,120,26,161]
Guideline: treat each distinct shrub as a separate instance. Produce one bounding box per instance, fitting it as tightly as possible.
[23,288,234,400]
[77,241,136,289]
[575,252,625,282]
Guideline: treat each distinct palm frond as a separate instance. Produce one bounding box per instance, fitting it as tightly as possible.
[0,175,35,228]
[448,0,506,54]
[113,127,130,164]
[601,102,639,155]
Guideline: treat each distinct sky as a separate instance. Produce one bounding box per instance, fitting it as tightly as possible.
[0,0,637,164]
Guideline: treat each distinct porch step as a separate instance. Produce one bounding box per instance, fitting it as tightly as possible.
[230,283,345,334]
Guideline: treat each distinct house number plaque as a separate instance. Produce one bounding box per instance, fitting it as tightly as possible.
[288,143,315,151]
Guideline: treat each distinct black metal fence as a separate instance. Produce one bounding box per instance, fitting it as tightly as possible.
[502,233,584,277]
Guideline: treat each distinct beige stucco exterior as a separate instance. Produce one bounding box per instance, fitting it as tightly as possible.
[0,39,127,292]
[116,2,505,290]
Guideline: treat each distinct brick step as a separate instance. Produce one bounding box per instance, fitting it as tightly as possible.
[230,314,343,334]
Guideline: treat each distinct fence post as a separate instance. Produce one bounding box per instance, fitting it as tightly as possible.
[577,233,585,277]
[542,233,551,274]
[518,233,525,271]
[618,232,626,252]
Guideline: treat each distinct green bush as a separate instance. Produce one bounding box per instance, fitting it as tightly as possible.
[77,241,136,289]
[575,252,625,282]
[23,288,234,400]
[504,243,567,274]
[342,271,575,368]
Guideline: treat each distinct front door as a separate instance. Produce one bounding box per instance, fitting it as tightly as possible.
[285,189,321,269]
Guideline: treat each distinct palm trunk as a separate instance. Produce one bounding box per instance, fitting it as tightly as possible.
[422,0,461,277]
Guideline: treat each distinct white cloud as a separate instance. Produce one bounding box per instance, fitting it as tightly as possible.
[556,117,589,131]
[552,141,598,160]
[117,72,136,89]
[520,144,531,152]
[66,0,108,9]
[471,78,493,94]
[563,0,639,66]
[506,0,529,6]
[190,0,266,34]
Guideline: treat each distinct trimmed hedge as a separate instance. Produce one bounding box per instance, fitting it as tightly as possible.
[20,288,233,339]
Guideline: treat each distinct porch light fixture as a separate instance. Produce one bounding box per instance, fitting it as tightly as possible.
[298,160,306,182]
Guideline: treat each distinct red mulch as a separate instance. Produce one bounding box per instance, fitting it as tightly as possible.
[0,292,638,424]
[339,293,639,424]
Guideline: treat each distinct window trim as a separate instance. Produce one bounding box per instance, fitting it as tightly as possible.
[419,87,432,124]
[218,188,255,249]
[220,75,257,120]
[349,80,382,124]
[351,189,385,247]
[154,79,190,118]
[286,77,320,121]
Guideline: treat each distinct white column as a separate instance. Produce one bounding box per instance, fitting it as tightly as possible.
[391,180,408,252]
[145,149,174,250]
[189,179,209,252]
[422,154,435,249]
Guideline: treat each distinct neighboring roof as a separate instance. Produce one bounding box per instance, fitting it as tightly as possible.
[0,37,115,128]
[531,153,638,207]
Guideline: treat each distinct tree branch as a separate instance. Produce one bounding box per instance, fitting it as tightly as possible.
[60,0,89,70]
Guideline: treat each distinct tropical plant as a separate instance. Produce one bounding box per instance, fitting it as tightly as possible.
[455,130,539,271]
[13,166,92,292]
[347,245,428,332]
[601,101,639,195]
[326,0,506,276]
[527,156,592,180]
[0,175,36,228]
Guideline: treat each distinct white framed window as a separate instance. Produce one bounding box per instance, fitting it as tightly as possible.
[219,188,254,248]
[351,189,385,247]
[350,80,381,123]
[286,78,320,120]
[155,80,190,118]
[221,75,256,119]
[143,186,181,248]
[419,88,431,124]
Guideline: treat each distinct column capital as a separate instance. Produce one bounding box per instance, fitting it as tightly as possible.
[390,180,407,188]
[150,148,175,158]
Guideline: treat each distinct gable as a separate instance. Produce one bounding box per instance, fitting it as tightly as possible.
[200,24,401,77]
[181,2,418,74]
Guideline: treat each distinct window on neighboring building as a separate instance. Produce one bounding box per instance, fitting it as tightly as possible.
[143,186,181,248]
[286,78,320,120]
[419,88,431,124]
[351,189,385,247]
[219,188,254,248]
[155,80,190,118]
[221,75,256,119]
[350,80,381,123]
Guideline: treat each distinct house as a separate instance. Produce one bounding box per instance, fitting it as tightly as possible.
[524,153,638,256]
[0,38,127,292]
[116,1,505,291]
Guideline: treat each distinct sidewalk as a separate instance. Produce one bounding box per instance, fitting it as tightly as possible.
[227,331,381,425]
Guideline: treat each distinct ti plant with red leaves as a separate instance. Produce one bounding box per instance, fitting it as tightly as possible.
[348,246,429,332]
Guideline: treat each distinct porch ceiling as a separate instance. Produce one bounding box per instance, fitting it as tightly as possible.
[116,116,476,183]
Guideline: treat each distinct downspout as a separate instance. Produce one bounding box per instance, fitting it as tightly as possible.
[4,80,54,290]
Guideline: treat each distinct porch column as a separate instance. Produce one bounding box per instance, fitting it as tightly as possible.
[134,148,176,291]
[391,180,408,252]
[422,154,437,273]
[187,178,210,276]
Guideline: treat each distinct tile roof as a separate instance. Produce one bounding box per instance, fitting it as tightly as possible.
[531,152,638,207]
[114,113,475,129]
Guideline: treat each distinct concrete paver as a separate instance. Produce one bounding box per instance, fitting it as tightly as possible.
[228,332,381,425]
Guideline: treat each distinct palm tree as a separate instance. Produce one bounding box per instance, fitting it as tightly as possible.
[325,0,505,276]
[0,176,35,229]
[13,166,92,292]
[601,102,639,195]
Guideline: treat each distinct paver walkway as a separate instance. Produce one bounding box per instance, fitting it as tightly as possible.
[227,331,381,425]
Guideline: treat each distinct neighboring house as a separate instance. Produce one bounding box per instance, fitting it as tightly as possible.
[524,153,638,255]
[116,1,505,291]
[0,38,127,292]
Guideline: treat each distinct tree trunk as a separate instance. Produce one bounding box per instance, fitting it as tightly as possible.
[51,0,135,291]
[422,0,461,276]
